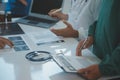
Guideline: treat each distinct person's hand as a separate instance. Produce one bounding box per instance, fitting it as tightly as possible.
[50,20,78,38]
[76,36,94,56]
[0,37,13,49]
[48,9,68,20]
[77,64,101,80]
[19,0,27,6]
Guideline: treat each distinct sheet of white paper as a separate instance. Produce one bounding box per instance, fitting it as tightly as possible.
[27,29,63,45]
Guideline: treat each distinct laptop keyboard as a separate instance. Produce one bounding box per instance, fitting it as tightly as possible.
[57,56,76,71]
[25,16,58,23]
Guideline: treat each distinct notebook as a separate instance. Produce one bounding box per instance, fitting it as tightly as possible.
[52,49,101,73]
[15,0,64,28]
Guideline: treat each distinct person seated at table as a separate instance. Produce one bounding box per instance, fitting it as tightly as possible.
[0,37,13,49]
[48,0,101,40]
[76,0,120,79]
[6,0,31,17]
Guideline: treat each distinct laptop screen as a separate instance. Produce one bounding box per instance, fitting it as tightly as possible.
[31,0,63,15]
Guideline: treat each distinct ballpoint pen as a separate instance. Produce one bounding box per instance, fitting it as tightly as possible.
[37,40,64,45]
[50,8,62,14]
[79,38,87,51]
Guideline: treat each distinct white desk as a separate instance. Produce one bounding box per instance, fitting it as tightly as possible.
[0,22,118,80]
[0,22,82,80]
[0,1,96,80]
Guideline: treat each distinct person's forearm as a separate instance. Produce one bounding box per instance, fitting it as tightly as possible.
[19,0,27,6]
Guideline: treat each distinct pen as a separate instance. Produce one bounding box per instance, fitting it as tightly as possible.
[79,39,87,51]
[51,8,62,14]
[37,40,64,45]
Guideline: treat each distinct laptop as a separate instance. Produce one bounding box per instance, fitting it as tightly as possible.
[52,49,101,73]
[15,0,64,28]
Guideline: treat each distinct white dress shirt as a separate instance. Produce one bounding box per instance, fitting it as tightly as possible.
[67,0,88,25]
[67,0,102,40]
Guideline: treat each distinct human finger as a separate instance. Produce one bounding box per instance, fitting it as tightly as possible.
[76,40,84,56]
[0,41,5,49]
[5,40,14,48]
[77,68,89,75]
[19,0,27,6]
[48,9,58,16]
[49,9,57,13]
[62,20,72,27]
[50,28,62,36]
[83,36,94,49]
[1,37,14,48]
[77,68,92,79]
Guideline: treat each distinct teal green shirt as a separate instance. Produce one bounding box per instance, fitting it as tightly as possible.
[88,0,120,76]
